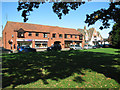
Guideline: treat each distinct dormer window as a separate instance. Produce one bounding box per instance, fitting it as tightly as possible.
[18,32,24,38]
[21,33,24,37]
[17,28,25,38]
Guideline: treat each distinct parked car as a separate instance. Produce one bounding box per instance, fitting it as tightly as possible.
[83,45,92,49]
[47,44,61,51]
[17,45,36,52]
[103,44,112,48]
[0,47,13,54]
[92,44,103,49]
[69,45,82,50]
[92,45,97,49]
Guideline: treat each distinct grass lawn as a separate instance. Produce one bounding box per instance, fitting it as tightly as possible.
[2,48,120,88]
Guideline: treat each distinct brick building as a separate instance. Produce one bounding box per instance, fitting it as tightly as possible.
[3,21,84,50]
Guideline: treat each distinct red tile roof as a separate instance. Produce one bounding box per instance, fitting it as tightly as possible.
[5,21,81,35]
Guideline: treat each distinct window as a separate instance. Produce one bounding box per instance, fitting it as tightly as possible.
[28,32,32,36]
[18,32,24,38]
[52,33,56,38]
[43,33,47,38]
[94,36,96,38]
[59,34,62,38]
[36,32,39,36]
[71,35,72,38]
[65,34,67,38]
[80,36,83,40]
[75,35,77,38]
[35,41,48,48]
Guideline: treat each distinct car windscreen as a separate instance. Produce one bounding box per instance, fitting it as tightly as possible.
[75,45,80,47]
[25,46,30,48]
[19,47,25,49]
[70,45,74,47]
[88,45,92,47]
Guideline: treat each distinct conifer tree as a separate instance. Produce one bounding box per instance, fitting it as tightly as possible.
[111,23,120,48]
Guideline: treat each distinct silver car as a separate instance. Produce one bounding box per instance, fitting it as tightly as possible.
[70,45,82,50]
[83,45,92,49]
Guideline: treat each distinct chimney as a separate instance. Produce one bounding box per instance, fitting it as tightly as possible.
[84,26,86,30]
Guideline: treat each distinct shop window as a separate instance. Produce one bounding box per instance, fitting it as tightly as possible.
[43,33,47,38]
[52,33,56,38]
[35,41,48,48]
[65,34,67,38]
[59,34,62,38]
[75,35,77,38]
[71,35,72,38]
[36,32,39,36]
[28,32,32,36]
[42,43,47,47]
[17,32,24,38]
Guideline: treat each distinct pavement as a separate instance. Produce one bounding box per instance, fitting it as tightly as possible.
[36,48,70,52]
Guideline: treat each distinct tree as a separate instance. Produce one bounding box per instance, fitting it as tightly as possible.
[17,0,120,30]
[110,23,120,48]
[17,1,85,22]
[85,1,120,30]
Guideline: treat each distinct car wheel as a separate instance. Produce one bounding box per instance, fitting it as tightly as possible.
[8,51,11,54]
[22,50,25,53]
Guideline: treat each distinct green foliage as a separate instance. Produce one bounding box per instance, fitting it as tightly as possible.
[17,0,120,30]
[17,1,85,22]
[85,2,120,30]
[111,23,120,48]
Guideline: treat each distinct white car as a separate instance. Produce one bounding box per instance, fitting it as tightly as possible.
[83,45,92,49]
[70,45,82,50]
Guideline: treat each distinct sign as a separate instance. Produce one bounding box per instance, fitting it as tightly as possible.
[17,39,32,41]
[25,39,32,41]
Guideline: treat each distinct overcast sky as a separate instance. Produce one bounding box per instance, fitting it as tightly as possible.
[1,1,115,38]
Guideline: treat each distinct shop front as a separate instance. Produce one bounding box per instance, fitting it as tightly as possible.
[74,41,82,46]
[35,39,48,49]
[64,40,82,48]
[17,39,32,47]
[64,41,72,48]
[17,39,48,49]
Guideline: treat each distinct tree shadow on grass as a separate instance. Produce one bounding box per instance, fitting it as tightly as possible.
[2,50,120,88]
[115,51,120,54]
